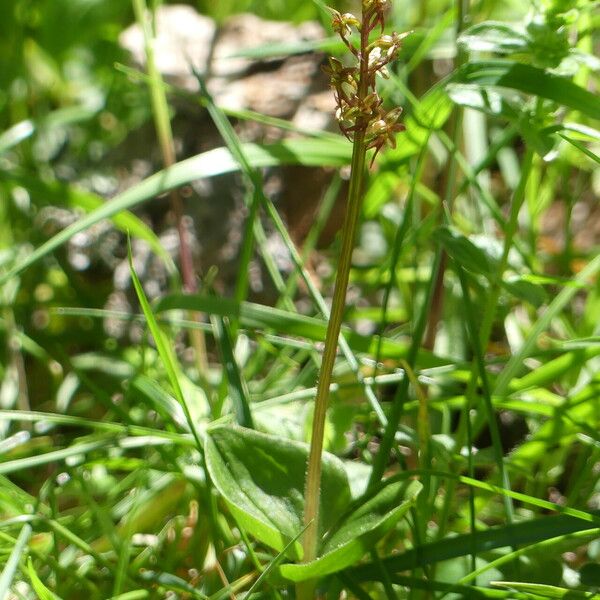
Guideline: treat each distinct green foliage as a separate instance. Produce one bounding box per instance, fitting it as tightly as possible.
[196,0,344,24]
[277,479,422,582]
[27,558,63,600]
[205,424,421,581]
[0,0,599,598]
[205,425,352,560]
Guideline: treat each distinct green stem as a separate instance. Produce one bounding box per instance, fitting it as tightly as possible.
[301,129,368,565]
[300,8,374,580]
[296,138,367,600]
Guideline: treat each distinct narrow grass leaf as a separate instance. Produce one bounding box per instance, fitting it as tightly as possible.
[107,592,150,600]
[26,557,62,600]
[403,9,455,75]
[347,511,600,580]
[0,409,192,445]
[137,571,207,599]
[0,137,351,285]
[69,187,177,275]
[495,253,600,396]
[156,293,446,365]
[116,62,343,142]
[560,134,600,165]
[457,474,599,523]
[383,574,548,598]
[3,173,176,275]
[128,242,203,450]
[0,437,116,475]
[459,528,600,585]
[455,264,514,523]
[491,581,600,598]
[452,61,600,120]
[0,523,32,600]
[509,346,600,391]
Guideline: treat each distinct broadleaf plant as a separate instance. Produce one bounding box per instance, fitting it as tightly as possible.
[205,425,352,561]
[204,425,422,582]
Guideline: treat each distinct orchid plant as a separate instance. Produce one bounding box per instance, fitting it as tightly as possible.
[299,1,408,596]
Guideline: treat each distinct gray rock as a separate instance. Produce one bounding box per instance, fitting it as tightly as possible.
[119,5,216,91]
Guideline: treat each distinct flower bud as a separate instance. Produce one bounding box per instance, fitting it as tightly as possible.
[385,107,404,124]
[368,46,383,69]
[363,0,388,10]
[366,119,387,138]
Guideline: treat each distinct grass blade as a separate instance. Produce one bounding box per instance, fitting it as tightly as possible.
[494,253,600,396]
[128,241,204,451]
[155,292,447,365]
[27,557,62,600]
[0,523,32,600]
[453,60,600,120]
[348,511,599,580]
[0,137,351,286]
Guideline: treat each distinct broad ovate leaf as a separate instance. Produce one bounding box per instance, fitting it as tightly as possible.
[277,479,422,582]
[205,425,352,560]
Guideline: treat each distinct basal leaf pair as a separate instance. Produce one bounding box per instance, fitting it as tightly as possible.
[205,425,422,582]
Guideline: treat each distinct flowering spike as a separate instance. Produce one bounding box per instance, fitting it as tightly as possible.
[324,0,409,166]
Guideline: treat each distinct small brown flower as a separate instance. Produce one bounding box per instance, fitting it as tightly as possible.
[363,0,389,32]
[365,107,405,164]
[328,9,360,39]
[322,57,358,103]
